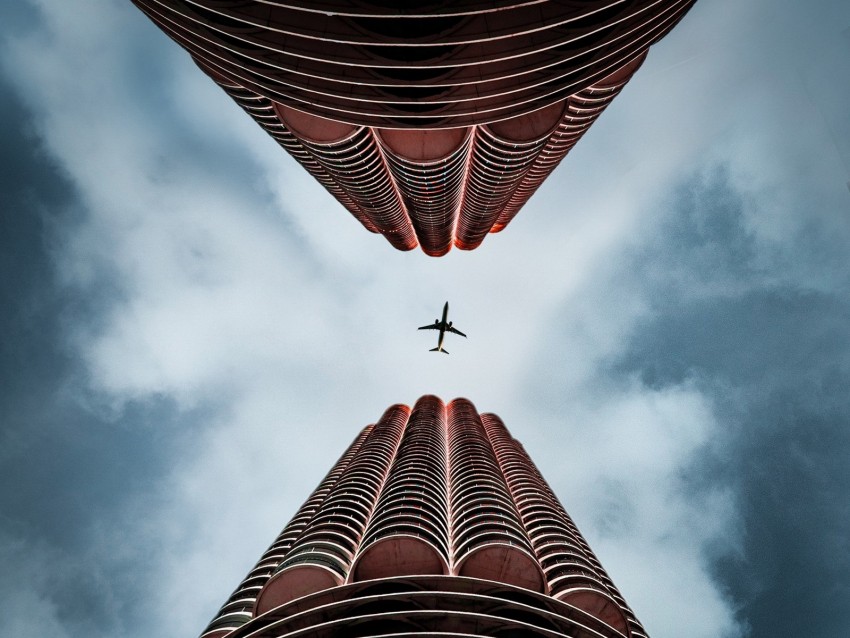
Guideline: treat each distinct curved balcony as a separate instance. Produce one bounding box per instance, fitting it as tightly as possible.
[227,576,630,638]
[350,533,450,581]
[455,541,546,594]
[379,485,448,518]
[556,588,630,637]
[254,558,344,615]
[364,510,449,553]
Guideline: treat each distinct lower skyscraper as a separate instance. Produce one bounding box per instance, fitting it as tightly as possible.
[201,396,648,638]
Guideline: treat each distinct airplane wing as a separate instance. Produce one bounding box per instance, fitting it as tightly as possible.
[447,326,467,338]
[418,324,440,331]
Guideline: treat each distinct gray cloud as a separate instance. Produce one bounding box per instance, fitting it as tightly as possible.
[0,24,219,633]
[596,167,850,637]
[1,1,849,638]
[0,74,141,637]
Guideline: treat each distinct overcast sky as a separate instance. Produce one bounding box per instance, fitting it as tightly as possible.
[1,1,849,637]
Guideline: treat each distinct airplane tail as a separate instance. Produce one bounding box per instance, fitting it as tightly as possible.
[430,347,449,355]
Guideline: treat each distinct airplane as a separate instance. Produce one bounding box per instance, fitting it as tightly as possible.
[418,301,466,354]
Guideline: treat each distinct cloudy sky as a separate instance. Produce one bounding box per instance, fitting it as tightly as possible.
[1,1,849,637]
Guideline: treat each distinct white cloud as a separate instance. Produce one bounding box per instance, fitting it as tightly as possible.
[526,380,742,637]
[4,0,850,637]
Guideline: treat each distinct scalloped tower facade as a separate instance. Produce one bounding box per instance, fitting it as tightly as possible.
[201,396,649,638]
[131,0,696,254]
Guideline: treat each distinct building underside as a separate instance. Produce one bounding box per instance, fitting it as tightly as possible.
[131,1,697,254]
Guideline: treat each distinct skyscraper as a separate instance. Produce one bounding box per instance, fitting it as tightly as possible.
[201,396,648,638]
[131,1,696,255]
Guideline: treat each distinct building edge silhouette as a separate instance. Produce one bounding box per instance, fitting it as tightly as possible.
[200,396,649,638]
[130,1,696,254]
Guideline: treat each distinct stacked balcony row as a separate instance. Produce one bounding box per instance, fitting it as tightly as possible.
[483,414,648,638]
[201,396,648,637]
[257,405,408,614]
[192,60,641,255]
[447,399,544,591]
[201,426,374,638]
[493,53,647,232]
[192,61,380,234]
[353,395,451,579]
[131,0,695,127]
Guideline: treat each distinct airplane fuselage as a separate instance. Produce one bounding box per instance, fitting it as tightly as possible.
[418,302,465,354]
[434,302,449,352]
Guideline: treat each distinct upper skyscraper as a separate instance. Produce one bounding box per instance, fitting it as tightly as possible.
[132,1,695,254]
[199,396,650,638]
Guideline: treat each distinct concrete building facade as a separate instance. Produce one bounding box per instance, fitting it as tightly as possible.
[201,396,649,638]
[131,1,696,254]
